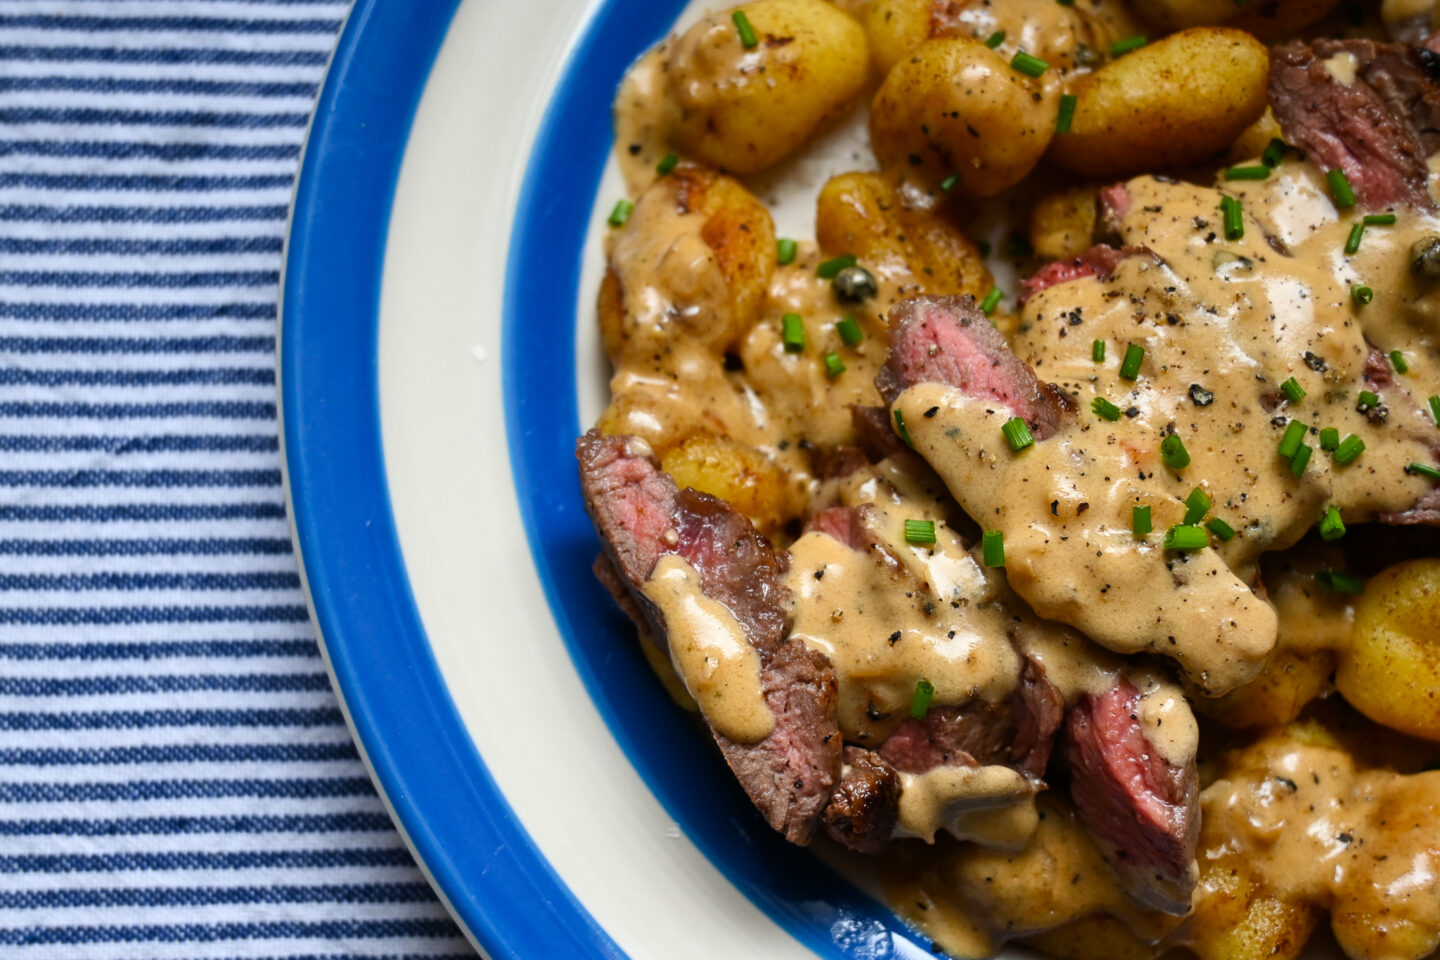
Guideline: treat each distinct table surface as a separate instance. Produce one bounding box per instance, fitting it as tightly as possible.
[0,2,473,956]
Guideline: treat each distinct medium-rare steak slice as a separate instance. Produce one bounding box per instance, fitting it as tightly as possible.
[576,430,842,843]
[1017,244,1154,306]
[1065,679,1200,915]
[1269,39,1440,210]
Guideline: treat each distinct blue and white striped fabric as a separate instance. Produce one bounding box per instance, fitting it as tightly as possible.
[0,2,473,956]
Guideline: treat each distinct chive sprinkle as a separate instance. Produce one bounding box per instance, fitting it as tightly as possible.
[910,678,935,719]
[1091,396,1122,421]
[982,529,1005,567]
[1319,505,1346,541]
[1277,420,1307,460]
[1261,137,1287,168]
[1164,525,1208,551]
[1002,416,1034,452]
[1317,569,1365,594]
[1290,442,1312,477]
[1429,395,1440,426]
[776,237,797,266]
[1010,51,1049,77]
[1206,517,1236,541]
[656,153,679,176]
[1183,486,1211,525]
[1057,94,1077,134]
[1220,195,1244,240]
[836,315,862,346]
[1319,427,1340,451]
[1132,505,1152,537]
[1224,165,1270,181]
[1352,285,1374,305]
[894,408,913,448]
[1092,339,1106,363]
[1391,350,1408,374]
[941,173,959,193]
[607,199,634,227]
[823,351,845,378]
[1280,376,1306,405]
[904,518,936,545]
[781,313,805,352]
[817,253,856,279]
[1326,168,1356,209]
[1357,390,1379,412]
[1409,462,1440,480]
[1119,343,1145,380]
[1161,434,1190,470]
[980,287,1003,315]
[1364,213,1397,226]
[1111,35,1147,56]
[985,30,1005,49]
[1333,434,1365,466]
[732,9,758,48]
[1345,222,1365,256]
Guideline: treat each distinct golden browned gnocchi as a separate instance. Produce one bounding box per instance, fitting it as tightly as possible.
[667,0,869,175]
[1336,559,1440,741]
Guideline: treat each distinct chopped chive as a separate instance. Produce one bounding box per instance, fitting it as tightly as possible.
[656,153,679,176]
[1002,416,1035,452]
[984,30,1005,49]
[1161,434,1190,470]
[1220,195,1244,241]
[836,315,863,346]
[1261,137,1287,168]
[980,287,1003,315]
[904,518,936,545]
[1319,427,1340,451]
[1010,51,1049,77]
[940,173,959,192]
[1278,420,1307,460]
[1317,569,1365,594]
[1110,35,1147,56]
[776,237,797,266]
[894,408,913,448]
[823,351,845,378]
[1352,285,1374,305]
[1357,390,1379,412]
[1429,395,1440,425]
[1326,168,1356,209]
[1091,396,1122,421]
[607,199,634,227]
[1280,377,1306,405]
[1345,222,1364,256]
[1333,434,1365,466]
[1092,339,1106,363]
[732,9,758,48]
[1224,165,1270,181]
[1164,524,1208,551]
[910,678,935,719]
[1183,486,1211,525]
[1132,505,1153,537]
[1119,343,1145,380]
[781,313,806,353]
[1057,94,1077,134]
[1391,350,1408,374]
[1290,442,1312,477]
[982,529,1005,567]
[1364,213,1397,226]
[1318,505,1346,541]
[817,253,856,279]
[1408,462,1440,481]
[1206,517,1236,541]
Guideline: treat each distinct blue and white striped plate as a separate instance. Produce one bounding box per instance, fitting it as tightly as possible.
[281,1,955,956]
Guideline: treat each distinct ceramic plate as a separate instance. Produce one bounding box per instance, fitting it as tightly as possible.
[281,0,951,957]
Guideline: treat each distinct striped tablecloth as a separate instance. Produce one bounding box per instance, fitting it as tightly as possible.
[0,2,473,956]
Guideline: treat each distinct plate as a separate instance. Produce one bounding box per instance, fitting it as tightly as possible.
[281,0,948,957]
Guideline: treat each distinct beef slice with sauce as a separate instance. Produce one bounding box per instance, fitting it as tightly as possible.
[576,430,842,844]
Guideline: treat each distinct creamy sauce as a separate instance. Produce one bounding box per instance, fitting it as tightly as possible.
[895,765,1038,847]
[641,554,775,743]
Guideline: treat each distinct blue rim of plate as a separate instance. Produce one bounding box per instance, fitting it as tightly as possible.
[283,0,937,957]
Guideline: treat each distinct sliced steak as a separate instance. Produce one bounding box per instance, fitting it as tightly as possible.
[577,430,842,843]
[1064,678,1200,915]
[876,295,1075,440]
[850,404,911,464]
[1017,244,1153,306]
[823,746,901,854]
[1270,39,1440,210]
